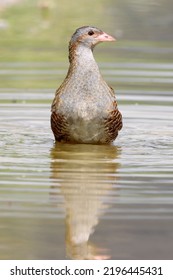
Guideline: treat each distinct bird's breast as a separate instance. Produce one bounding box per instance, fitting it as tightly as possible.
[54,71,116,143]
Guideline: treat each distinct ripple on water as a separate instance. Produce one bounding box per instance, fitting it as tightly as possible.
[0,62,173,259]
[0,98,173,219]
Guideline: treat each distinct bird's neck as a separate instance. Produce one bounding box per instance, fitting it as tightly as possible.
[68,43,100,76]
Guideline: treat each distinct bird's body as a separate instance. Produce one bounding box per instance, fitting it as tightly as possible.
[51,26,122,144]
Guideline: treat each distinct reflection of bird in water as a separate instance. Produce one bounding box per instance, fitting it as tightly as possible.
[51,26,122,144]
[50,143,121,259]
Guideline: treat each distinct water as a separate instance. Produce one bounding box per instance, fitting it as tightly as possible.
[0,61,173,259]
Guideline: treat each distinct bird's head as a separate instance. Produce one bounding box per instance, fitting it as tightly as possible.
[70,26,116,49]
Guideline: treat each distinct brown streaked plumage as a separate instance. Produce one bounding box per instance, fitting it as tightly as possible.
[51,26,122,144]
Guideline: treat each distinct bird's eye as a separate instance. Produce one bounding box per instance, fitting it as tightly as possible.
[88,30,94,36]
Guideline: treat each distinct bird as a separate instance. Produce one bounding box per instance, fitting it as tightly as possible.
[51,26,122,144]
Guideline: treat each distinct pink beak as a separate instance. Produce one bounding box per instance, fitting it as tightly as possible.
[97,32,116,42]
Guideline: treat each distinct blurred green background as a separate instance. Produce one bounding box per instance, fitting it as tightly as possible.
[0,0,173,89]
[1,0,173,61]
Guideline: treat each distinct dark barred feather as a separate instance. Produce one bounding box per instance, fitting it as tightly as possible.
[51,111,69,142]
[105,106,123,143]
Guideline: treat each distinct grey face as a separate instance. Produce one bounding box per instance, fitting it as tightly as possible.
[70,26,103,46]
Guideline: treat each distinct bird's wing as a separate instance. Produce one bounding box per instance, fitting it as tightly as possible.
[105,85,123,142]
[51,111,69,142]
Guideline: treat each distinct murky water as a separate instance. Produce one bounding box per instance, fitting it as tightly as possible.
[0,60,173,259]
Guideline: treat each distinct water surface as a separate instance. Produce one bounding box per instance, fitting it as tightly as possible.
[0,60,173,259]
